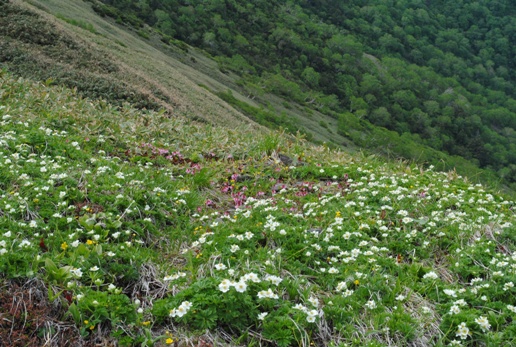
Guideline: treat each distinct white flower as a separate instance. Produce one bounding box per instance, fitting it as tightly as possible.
[214,263,227,270]
[89,266,99,272]
[455,322,470,340]
[257,288,279,299]
[449,305,461,314]
[293,304,307,312]
[265,274,282,286]
[180,301,192,311]
[218,279,231,293]
[443,289,457,297]
[454,299,467,306]
[365,300,376,309]
[230,244,240,253]
[70,268,83,278]
[170,301,192,318]
[234,281,247,293]
[336,281,347,291]
[242,272,261,283]
[475,316,491,332]
[258,312,268,320]
[306,309,319,323]
[402,217,413,223]
[308,296,319,307]
[423,271,438,280]
[395,294,406,301]
[343,289,354,297]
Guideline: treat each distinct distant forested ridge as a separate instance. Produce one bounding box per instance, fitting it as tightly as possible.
[89,0,516,183]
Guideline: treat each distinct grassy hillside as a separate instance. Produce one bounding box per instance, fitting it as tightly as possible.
[2,0,511,194]
[2,66,516,347]
[0,0,258,128]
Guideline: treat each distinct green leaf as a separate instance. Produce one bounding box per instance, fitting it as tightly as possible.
[68,303,82,325]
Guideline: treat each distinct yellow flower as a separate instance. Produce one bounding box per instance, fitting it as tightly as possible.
[89,325,95,330]
[354,279,360,286]
[165,337,174,344]
[61,242,68,251]
[86,239,94,245]
[33,198,39,203]
[84,320,89,325]
[335,211,341,217]
[142,321,151,326]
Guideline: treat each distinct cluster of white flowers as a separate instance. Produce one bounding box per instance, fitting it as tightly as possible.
[264,274,282,286]
[455,322,470,340]
[423,271,439,280]
[364,300,376,309]
[475,316,491,332]
[169,301,192,318]
[257,288,279,299]
[292,303,321,322]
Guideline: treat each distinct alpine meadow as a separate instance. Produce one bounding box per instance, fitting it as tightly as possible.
[1,0,516,346]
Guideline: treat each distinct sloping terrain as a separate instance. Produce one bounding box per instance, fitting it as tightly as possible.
[0,0,258,128]
[2,0,508,190]
[1,1,516,347]
[83,0,516,186]
[2,63,516,346]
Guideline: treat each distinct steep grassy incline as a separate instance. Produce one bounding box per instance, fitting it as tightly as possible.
[2,69,516,347]
[0,0,259,129]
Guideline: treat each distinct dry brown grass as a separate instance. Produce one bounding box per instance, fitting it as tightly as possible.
[0,278,85,347]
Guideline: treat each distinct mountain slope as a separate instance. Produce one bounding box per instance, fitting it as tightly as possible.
[2,66,516,346]
[1,0,510,194]
[84,0,516,186]
[2,4,516,347]
[0,0,258,128]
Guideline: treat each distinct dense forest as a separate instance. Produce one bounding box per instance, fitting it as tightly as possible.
[89,0,516,183]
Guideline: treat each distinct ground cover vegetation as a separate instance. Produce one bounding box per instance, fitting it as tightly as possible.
[3,68,516,346]
[86,0,516,186]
